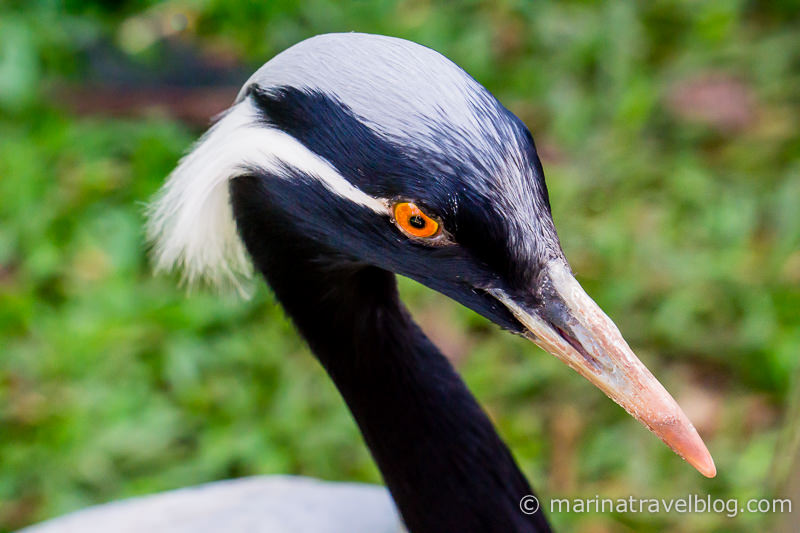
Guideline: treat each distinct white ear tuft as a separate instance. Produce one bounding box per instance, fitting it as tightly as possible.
[145,101,259,293]
[146,93,389,294]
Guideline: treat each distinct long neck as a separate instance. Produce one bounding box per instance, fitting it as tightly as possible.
[231,177,550,533]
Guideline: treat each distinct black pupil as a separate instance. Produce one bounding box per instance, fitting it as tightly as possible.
[408,215,426,229]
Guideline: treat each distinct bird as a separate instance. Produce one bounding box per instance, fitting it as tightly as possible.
[21,32,716,533]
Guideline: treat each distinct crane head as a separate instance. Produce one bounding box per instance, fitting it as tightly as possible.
[147,33,715,478]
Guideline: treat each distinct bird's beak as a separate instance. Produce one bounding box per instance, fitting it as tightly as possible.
[489,261,716,478]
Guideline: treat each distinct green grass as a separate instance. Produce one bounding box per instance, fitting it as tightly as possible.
[1,1,799,532]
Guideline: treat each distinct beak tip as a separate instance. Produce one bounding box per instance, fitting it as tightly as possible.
[691,450,717,478]
[648,413,717,479]
[668,425,717,478]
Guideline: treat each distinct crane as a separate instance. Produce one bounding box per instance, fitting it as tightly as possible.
[22,32,715,533]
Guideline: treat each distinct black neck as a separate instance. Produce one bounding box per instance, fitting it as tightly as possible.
[230,176,550,533]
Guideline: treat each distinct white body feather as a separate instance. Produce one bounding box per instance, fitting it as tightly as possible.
[19,476,404,533]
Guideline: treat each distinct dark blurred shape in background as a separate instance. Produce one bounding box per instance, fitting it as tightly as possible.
[60,36,245,124]
[1,2,798,532]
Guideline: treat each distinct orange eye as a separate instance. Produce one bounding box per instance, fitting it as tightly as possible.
[393,202,440,238]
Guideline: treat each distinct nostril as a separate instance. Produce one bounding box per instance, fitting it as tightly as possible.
[553,324,601,371]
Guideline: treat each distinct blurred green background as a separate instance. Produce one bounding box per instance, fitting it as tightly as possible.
[1,1,799,532]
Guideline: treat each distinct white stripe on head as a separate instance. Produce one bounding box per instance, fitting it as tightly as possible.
[146,98,388,292]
